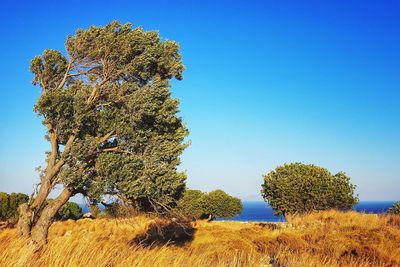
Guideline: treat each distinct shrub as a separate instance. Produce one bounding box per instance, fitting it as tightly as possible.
[104,203,137,218]
[55,202,82,220]
[177,189,205,219]
[388,202,400,215]
[0,192,29,221]
[261,163,358,216]
[0,192,9,220]
[201,190,243,220]
[177,189,243,220]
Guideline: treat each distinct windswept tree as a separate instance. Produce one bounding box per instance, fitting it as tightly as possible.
[18,21,188,247]
[261,163,358,216]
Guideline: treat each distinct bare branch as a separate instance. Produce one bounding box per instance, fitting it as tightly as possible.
[96,102,113,108]
[56,59,75,90]
[86,77,111,103]
[99,131,116,143]
[100,147,134,155]
[66,71,90,78]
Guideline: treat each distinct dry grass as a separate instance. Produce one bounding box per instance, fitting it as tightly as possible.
[0,210,400,267]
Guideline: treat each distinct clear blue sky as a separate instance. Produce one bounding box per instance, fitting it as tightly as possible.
[0,0,399,201]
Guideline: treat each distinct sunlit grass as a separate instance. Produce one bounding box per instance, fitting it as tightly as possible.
[1,211,399,266]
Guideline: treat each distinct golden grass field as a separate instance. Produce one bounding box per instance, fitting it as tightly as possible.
[1,210,400,267]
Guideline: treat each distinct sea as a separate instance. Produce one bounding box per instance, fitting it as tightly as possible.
[80,201,396,222]
[217,201,397,222]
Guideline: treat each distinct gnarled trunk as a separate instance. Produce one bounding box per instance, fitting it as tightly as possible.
[16,168,59,238]
[17,203,33,236]
[30,187,73,247]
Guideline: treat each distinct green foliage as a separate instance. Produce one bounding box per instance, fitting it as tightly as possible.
[388,202,400,215]
[31,21,188,211]
[0,192,9,220]
[0,192,29,221]
[177,189,205,219]
[177,189,243,220]
[104,203,135,218]
[201,190,243,219]
[261,163,359,216]
[55,202,82,220]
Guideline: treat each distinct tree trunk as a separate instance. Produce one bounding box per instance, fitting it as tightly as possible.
[30,187,73,248]
[17,203,33,237]
[16,171,57,237]
[16,129,75,244]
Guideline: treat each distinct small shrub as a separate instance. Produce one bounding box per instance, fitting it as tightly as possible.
[104,203,137,218]
[177,189,243,220]
[55,202,82,220]
[0,192,29,222]
[388,201,400,215]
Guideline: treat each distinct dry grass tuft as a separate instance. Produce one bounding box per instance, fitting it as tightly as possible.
[0,210,399,266]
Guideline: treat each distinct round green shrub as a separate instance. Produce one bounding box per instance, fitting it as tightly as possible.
[261,163,358,216]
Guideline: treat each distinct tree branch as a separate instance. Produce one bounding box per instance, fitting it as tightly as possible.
[86,77,111,104]
[46,124,59,169]
[96,102,113,108]
[99,147,134,155]
[56,58,75,90]
[66,71,90,78]
[47,135,76,184]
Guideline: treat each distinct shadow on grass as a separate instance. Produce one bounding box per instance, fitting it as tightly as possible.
[130,221,196,247]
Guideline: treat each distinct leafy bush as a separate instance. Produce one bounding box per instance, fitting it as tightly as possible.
[177,189,205,219]
[388,202,400,215]
[261,163,358,216]
[177,189,243,220]
[0,192,9,220]
[104,203,137,218]
[0,192,29,221]
[55,202,82,220]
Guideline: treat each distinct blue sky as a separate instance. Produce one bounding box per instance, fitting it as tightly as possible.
[0,0,399,201]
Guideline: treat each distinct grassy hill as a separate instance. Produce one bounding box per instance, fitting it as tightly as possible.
[1,210,400,266]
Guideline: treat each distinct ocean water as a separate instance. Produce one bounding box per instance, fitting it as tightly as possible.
[217,201,397,222]
[79,201,396,222]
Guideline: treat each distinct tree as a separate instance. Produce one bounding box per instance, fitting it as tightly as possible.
[0,192,29,222]
[177,189,243,221]
[17,21,188,247]
[8,193,29,220]
[0,192,9,220]
[177,189,205,219]
[201,190,243,220]
[261,163,358,216]
[388,202,400,215]
[55,202,83,221]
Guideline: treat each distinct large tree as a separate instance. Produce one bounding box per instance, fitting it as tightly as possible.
[17,21,188,247]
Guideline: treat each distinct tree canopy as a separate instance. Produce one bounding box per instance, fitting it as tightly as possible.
[18,21,188,246]
[31,20,187,208]
[177,189,243,220]
[261,163,359,216]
